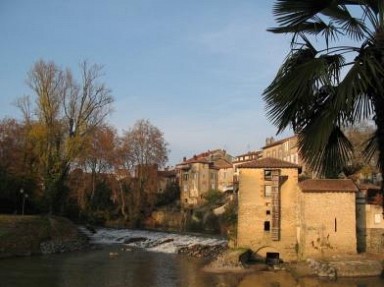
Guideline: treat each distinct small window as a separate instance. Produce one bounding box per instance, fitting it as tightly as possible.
[266,210,271,215]
[264,170,272,180]
[264,221,270,231]
[264,185,272,197]
[334,218,337,232]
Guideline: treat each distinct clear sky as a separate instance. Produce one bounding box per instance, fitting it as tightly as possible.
[0,0,294,166]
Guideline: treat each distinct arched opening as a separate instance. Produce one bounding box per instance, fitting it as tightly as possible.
[255,246,281,264]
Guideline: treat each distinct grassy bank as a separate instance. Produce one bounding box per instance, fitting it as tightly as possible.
[0,215,85,258]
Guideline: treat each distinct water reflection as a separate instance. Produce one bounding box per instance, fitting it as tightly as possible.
[0,246,382,287]
[238,272,384,287]
[0,246,241,287]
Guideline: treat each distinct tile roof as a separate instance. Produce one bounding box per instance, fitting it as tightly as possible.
[299,179,358,192]
[214,158,233,169]
[238,157,300,169]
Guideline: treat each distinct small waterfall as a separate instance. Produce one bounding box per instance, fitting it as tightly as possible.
[80,227,227,254]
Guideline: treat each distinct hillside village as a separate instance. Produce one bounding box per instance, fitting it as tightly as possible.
[151,134,384,263]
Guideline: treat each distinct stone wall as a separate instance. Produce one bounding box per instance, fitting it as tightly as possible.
[356,202,384,254]
[237,167,299,261]
[366,228,384,254]
[299,191,357,259]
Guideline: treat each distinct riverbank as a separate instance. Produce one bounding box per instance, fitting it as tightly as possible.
[202,248,384,280]
[0,215,89,258]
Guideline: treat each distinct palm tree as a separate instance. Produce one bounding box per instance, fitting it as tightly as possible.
[263,1,384,209]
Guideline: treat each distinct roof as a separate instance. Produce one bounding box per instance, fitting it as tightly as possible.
[214,158,233,169]
[238,157,300,169]
[262,135,297,149]
[299,179,358,192]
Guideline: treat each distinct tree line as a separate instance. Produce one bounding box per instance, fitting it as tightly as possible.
[0,60,172,227]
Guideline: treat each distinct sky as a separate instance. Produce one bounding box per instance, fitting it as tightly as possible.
[0,0,294,166]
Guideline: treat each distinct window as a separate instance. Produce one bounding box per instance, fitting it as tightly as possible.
[334,218,337,232]
[266,210,271,215]
[264,170,272,180]
[183,173,189,181]
[264,185,272,197]
[264,221,270,231]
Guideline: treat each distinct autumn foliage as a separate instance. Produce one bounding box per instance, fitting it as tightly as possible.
[0,60,172,226]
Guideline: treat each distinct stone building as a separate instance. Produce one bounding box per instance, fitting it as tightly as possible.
[237,157,301,261]
[232,151,262,189]
[237,158,359,262]
[215,158,234,193]
[176,149,233,208]
[262,136,299,164]
[298,179,358,259]
[262,135,315,178]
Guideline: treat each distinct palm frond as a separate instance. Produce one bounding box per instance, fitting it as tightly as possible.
[268,18,339,38]
[340,17,369,40]
[272,0,333,27]
[264,54,346,134]
[320,2,370,40]
[299,123,353,176]
[363,132,379,167]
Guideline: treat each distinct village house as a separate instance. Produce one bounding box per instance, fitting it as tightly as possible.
[176,149,234,208]
[261,135,316,178]
[236,157,359,262]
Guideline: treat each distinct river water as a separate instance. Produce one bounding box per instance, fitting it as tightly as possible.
[0,227,383,287]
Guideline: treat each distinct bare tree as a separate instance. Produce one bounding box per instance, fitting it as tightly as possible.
[120,119,168,226]
[121,119,168,169]
[22,59,113,214]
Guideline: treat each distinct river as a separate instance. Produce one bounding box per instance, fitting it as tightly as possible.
[0,227,383,287]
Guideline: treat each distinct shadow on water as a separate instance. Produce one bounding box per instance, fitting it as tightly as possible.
[0,245,241,287]
[0,246,383,287]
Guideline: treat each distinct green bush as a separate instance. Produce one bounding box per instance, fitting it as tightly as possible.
[203,189,224,206]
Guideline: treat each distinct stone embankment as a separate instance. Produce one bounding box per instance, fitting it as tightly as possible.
[177,243,227,259]
[203,248,254,273]
[289,255,384,279]
[39,229,89,255]
[307,256,383,278]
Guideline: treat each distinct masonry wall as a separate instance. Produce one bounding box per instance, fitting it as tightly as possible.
[357,203,384,253]
[237,168,299,261]
[299,191,357,259]
[218,167,234,192]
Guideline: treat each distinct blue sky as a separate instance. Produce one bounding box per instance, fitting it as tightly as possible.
[0,0,293,165]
